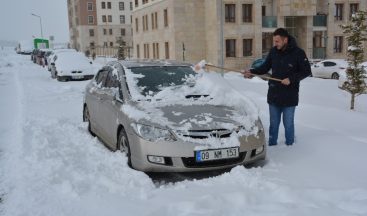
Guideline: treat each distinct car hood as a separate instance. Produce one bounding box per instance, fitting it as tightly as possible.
[123,101,256,132]
[159,104,242,131]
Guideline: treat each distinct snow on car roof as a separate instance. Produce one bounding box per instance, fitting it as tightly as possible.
[119,59,193,68]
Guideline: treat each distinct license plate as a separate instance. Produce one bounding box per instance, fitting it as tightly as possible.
[195,147,239,162]
[73,75,84,79]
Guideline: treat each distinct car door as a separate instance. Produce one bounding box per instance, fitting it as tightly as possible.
[321,61,337,78]
[87,68,110,137]
[97,66,123,149]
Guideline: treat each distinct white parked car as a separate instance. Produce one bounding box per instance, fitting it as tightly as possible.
[47,49,77,71]
[338,61,367,93]
[311,59,348,79]
[51,52,95,81]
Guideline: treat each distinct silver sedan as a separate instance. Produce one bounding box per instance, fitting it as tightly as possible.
[83,60,266,172]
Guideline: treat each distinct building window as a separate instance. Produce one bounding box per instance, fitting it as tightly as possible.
[350,3,359,19]
[109,29,113,35]
[153,43,159,59]
[119,2,124,10]
[104,42,108,47]
[151,12,158,29]
[89,29,95,37]
[137,44,140,58]
[121,28,126,36]
[165,42,169,59]
[130,2,133,10]
[101,2,106,9]
[107,2,111,9]
[334,36,343,53]
[120,15,125,24]
[135,0,138,8]
[146,14,149,30]
[102,15,107,23]
[143,0,148,4]
[135,18,139,32]
[226,39,236,57]
[144,43,150,58]
[151,13,154,29]
[335,4,343,21]
[103,28,107,35]
[88,15,94,24]
[225,4,236,23]
[90,42,95,48]
[164,9,168,27]
[242,4,252,23]
[110,42,113,47]
[108,15,112,22]
[87,2,93,11]
[243,39,252,56]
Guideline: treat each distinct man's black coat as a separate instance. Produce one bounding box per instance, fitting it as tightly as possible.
[250,36,311,107]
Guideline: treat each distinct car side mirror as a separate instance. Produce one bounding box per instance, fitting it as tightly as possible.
[90,61,93,64]
[51,63,55,66]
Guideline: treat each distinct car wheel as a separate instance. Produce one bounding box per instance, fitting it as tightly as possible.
[118,128,132,167]
[331,73,339,80]
[83,106,96,136]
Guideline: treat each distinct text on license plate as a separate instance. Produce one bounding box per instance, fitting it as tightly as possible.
[195,147,239,162]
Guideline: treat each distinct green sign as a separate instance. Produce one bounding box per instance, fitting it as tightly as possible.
[34,38,49,49]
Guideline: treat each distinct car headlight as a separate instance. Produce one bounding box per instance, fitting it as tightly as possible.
[132,123,176,142]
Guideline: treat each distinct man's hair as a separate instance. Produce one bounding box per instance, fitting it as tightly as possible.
[273,28,289,38]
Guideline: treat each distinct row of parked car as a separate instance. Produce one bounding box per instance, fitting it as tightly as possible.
[30,48,97,82]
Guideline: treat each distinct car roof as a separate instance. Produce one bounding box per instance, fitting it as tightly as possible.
[321,59,347,63]
[117,59,193,68]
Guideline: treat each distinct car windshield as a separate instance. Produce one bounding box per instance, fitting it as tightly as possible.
[128,66,197,97]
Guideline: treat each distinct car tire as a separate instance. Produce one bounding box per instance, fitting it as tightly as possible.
[331,72,339,80]
[83,106,96,137]
[118,128,132,167]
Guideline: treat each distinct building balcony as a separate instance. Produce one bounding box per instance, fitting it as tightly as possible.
[313,15,327,27]
[313,47,326,59]
[262,16,277,28]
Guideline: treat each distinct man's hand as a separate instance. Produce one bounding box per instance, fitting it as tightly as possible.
[242,70,254,79]
[281,78,291,85]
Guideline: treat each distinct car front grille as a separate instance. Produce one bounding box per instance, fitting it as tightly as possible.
[71,71,82,73]
[178,129,233,139]
[181,152,246,168]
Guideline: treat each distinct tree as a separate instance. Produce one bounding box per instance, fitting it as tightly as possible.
[340,10,367,110]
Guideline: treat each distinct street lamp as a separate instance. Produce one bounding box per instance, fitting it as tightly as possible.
[31,13,43,39]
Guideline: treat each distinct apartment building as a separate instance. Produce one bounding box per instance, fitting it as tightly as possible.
[67,0,133,56]
[132,0,367,69]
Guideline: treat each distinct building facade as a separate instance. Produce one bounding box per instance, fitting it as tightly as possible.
[67,0,133,57]
[132,0,367,69]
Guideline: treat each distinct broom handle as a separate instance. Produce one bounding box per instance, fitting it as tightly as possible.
[205,64,283,82]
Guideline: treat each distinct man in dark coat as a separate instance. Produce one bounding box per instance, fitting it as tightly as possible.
[243,28,311,146]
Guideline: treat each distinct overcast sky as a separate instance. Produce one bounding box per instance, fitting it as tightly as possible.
[0,0,69,43]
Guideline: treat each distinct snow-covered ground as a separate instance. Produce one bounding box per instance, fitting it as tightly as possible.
[1,48,367,216]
